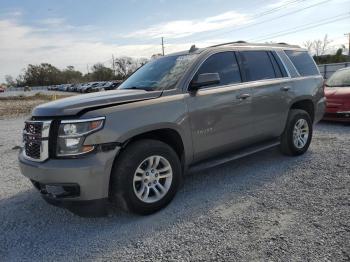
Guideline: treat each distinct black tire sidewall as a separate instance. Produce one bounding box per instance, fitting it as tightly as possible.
[111,140,181,215]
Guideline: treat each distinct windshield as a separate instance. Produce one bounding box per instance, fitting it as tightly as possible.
[118,54,198,91]
[326,69,350,87]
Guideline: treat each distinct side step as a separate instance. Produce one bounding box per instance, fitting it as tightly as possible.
[188,139,280,174]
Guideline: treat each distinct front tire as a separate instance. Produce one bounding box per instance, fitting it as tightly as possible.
[109,139,181,215]
[280,109,313,156]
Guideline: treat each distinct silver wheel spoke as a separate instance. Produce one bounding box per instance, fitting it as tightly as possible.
[298,137,304,147]
[158,172,171,179]
[153,186,161,197]
[134,175,143,182]
[142,186,150,200]
[158,165,171,173]
[152,156,161,169]
[136,167,145,175]
[148,157,154,169]
[157,182,166,193]
[136,184,145,197]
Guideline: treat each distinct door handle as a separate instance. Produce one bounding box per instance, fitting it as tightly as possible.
[281,86,291,91]
[236,93,251,100]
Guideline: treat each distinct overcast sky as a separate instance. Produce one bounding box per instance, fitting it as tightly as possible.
[0,0,349,82]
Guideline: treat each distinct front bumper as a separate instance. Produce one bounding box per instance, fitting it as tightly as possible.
[19,147,120,213]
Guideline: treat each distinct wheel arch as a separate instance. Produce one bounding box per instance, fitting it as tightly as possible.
[289,98,315,122]
[116,124,189,171]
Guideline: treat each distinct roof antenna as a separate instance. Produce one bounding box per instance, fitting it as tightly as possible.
[189,45,198,53]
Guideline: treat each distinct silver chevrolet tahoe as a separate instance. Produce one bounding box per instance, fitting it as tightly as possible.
[19,42,326,216]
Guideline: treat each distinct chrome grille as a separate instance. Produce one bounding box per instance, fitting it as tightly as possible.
[23,120,51,162]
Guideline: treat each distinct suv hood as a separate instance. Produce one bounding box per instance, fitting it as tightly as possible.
[32,89,162,117]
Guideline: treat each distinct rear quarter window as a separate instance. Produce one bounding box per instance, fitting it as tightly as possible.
[284,50,319,77]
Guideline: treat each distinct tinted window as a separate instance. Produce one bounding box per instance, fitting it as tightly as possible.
[239,51,276,81]
[194,52,241,87]
[284,50,319,76]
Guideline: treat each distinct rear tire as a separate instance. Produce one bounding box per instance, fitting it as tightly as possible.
[109,139,181,215]
[280,109,313,156]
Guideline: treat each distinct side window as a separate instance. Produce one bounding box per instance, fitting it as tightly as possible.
[284,50,319,76]
[239,51,277,81]
[193,52,241,87]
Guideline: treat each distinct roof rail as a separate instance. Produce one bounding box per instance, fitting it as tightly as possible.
[208,41,301,49]
[209,41,247,48]
[189,44,198,53]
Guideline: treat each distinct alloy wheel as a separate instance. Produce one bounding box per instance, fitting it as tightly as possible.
[133,155,173,203]
[293,119,309,149]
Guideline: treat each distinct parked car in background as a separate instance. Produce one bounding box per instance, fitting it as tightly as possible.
[104,81,122,90]
[57,84,69,92]
[0,87,5,92]
[79,83,93,93]
[66,84,75,92]
[84,82,100,93]
[90,83,106,92]
[46,81,122,93]
[19,42,325,216]
[323,67,350,122]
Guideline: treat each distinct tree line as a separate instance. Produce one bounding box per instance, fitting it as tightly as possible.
[303,34,350,64]
[4,56,149,87]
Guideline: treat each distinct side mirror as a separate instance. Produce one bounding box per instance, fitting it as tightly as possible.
[189,73,220,91]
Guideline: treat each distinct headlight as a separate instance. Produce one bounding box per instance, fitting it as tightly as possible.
[57,117,105,157]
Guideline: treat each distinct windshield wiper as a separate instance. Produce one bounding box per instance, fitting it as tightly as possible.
[125,86,154,91]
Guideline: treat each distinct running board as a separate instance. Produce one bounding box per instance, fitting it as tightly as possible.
[188,139,280,174]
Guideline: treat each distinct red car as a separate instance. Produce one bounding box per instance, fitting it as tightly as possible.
[323,67,350,122]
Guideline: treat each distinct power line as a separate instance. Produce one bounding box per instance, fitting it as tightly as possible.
[196,0,331,41]
[249,13,350,42]
[345,32,350,55]
[174,0,307,43]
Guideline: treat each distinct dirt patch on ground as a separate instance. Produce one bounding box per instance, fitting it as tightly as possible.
[0,93,71,118]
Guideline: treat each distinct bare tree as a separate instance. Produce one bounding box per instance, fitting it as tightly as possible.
[114,57,149,79]
[303,40,314,52]
[304,34,332,56]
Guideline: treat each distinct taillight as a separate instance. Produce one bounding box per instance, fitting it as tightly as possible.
[322,80,326,97]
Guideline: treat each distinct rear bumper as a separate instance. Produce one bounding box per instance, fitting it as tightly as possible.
[314,97,326,123]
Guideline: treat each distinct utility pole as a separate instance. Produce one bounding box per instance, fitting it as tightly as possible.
[345,33,350,56]
[112,54,116,77]
[161,37,165,56]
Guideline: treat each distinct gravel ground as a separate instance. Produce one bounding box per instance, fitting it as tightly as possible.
[0,90,75,97]
[0,117,349,261]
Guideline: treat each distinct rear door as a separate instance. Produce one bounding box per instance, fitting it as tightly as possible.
[185,51,255,162]
[237,50,291,139]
